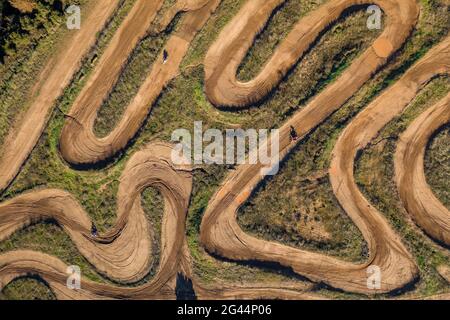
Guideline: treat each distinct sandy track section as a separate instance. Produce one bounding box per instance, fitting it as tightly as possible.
[395,94,450,246]
[0,1,120,193]
[0,142,193,298]
[200,0,419,294]
[0,142,193,285]
[204,0,417,108]
[59,0,221,165]
[59,0,166,164]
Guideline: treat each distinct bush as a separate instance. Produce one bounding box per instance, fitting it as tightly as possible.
[0,0,65,63]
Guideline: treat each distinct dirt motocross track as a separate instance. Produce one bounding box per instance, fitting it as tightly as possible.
[0,0,449,299]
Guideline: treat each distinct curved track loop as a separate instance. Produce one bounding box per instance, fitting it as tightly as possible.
[0,141,317,300]
[395,94,450,246]
[0,142,192,298]
[0,142,192,284]
[204,0,418,108]
[328,36,450,291]
[0,0,120,193]
[200,0,420,294]
[59,0,221,165]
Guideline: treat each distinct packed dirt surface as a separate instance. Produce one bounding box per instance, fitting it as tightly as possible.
[0,0,449,299]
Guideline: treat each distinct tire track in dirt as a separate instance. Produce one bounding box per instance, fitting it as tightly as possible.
[200,0,420,294]
[329,36,450,292]
[0,141,316,300]
[0,0,448,299]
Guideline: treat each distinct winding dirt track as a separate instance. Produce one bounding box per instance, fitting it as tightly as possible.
[0,0,449,299]
[0,142,193,284]
[204,0,414,108]
[201,0,421,294]
[437,265,450,283]
[0,0,120,192]
[59,0,220,165]
[395,93,450,246]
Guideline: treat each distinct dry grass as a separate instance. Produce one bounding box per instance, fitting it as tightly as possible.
[425,125,450,209]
